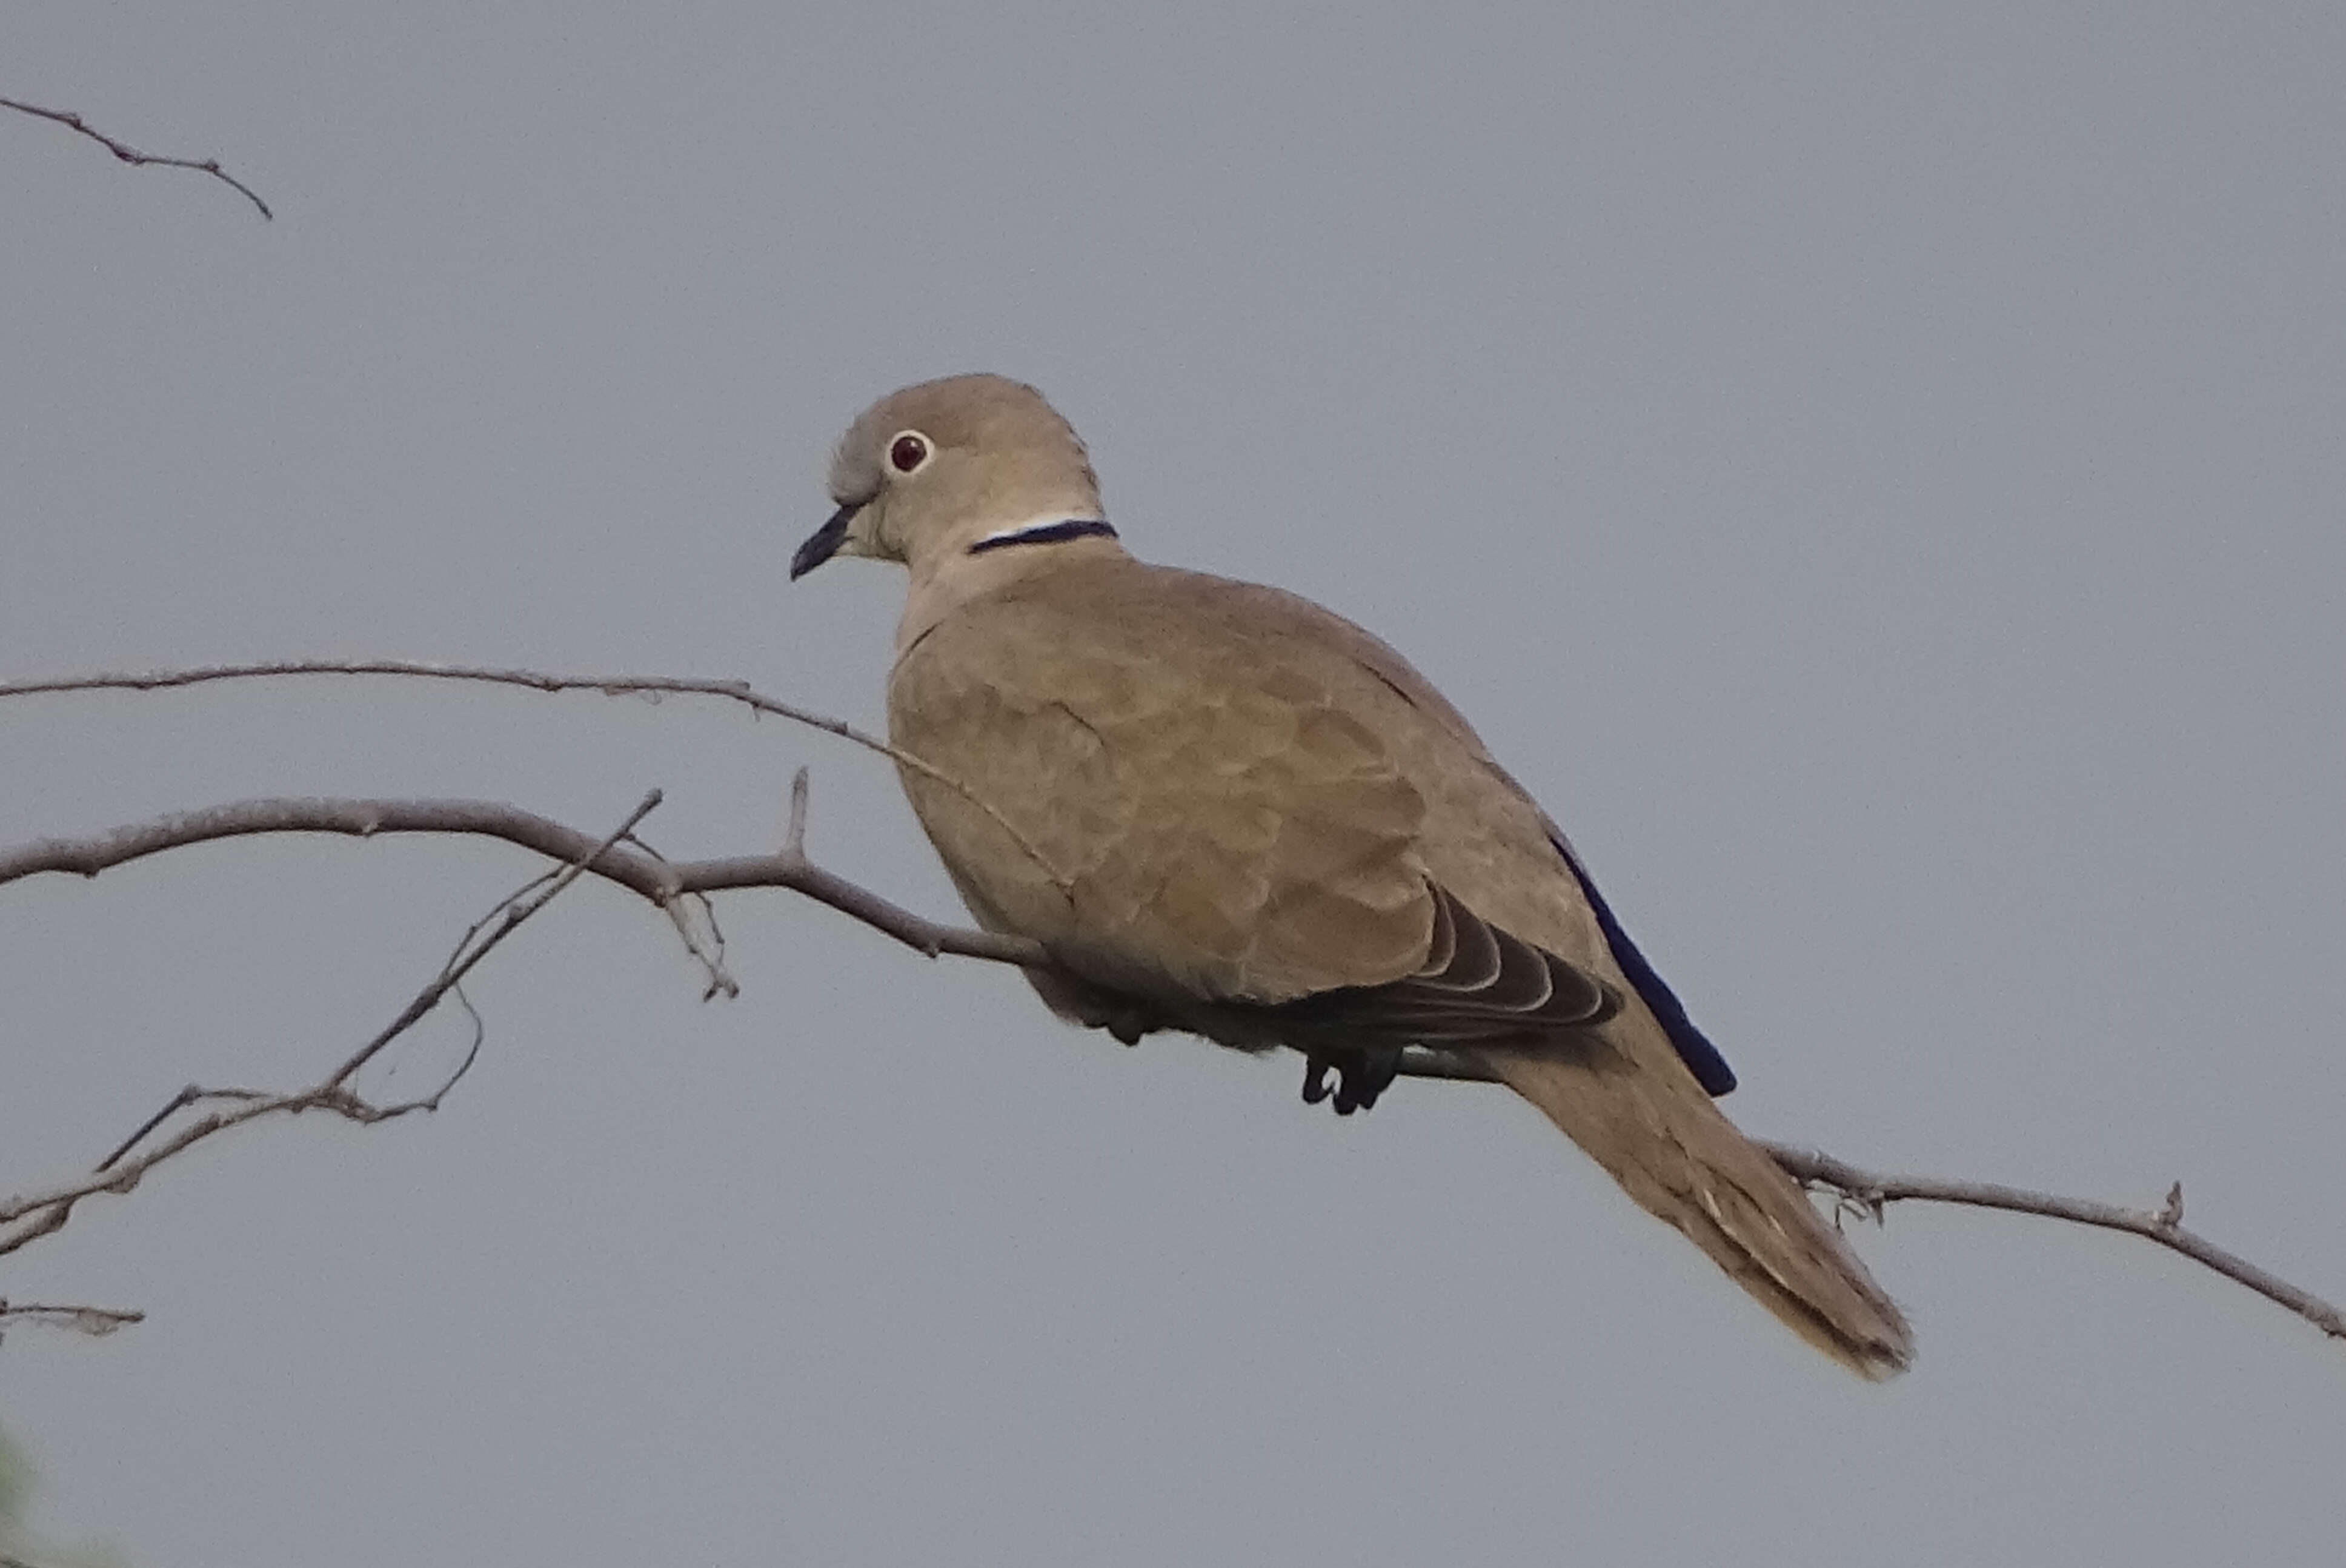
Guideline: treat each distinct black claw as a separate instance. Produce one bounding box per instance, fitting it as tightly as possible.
[1350,1049,1399,1113]
[1303,1049,1403,1115]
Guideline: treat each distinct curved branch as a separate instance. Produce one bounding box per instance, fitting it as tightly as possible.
[1,657,894,759]
[4,662,2340,1355]
[1758,1144,2346,1342]
[1,95,271,219]
[0,794,1045,969]
[0,660,1066,886]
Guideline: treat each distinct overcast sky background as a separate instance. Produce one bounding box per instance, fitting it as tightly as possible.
[5,5,2343,1565]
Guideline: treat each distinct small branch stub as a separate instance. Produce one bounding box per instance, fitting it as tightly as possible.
[0,1300,147,1338]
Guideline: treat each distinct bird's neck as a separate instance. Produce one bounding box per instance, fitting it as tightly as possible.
[894,522,1127,657]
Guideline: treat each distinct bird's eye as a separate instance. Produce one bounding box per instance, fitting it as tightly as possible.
[888,432,931,474]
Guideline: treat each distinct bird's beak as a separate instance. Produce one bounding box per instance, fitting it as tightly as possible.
[790,502,857,580]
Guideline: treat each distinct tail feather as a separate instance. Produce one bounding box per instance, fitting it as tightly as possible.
[1477,1034,1913,1380]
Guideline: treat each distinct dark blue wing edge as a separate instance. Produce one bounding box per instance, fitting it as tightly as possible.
[1548,832,1737,1096]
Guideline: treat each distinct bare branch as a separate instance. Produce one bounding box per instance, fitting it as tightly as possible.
[0,1300,145,1337]
[96,1083,268,1172]
[1,657,891,757]
[0,794,1046,968]
[4,661,2338,1357]
[663,889,738,1001]
[2,1085,342,1255]
[325,789,663,1091]
[0,795,660,1257]
[1760,1143,2346,1343]
[1389,1049,2346,1344]
[1,95,271,219]
[0,659,1068,887]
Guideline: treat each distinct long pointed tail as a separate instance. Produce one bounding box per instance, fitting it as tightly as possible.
[1477,1032,1913,1380]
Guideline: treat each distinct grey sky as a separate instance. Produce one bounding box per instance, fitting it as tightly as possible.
[4,4,2342,1564]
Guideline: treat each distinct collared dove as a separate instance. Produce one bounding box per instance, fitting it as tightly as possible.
[791,373,1912,1378]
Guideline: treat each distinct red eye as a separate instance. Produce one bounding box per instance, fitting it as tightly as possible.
[889,433,929,473]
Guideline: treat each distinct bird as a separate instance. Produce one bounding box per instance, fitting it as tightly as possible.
[789,373,1912,1378]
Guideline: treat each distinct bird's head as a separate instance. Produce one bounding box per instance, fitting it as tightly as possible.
[791,373,1109,581]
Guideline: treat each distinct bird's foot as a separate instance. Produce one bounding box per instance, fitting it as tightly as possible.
[1300,1049,1401,1115]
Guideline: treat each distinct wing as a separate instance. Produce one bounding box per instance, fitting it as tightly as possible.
[888,559,1440,1005]
[891,558,1635,1037]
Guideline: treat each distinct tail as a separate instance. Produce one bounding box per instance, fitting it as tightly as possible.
[1476,1029,1913,1380]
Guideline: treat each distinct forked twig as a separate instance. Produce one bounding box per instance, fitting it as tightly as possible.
[0,794,660,1257]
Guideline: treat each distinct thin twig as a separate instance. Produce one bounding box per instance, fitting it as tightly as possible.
[0,796,660,1257]
[1760,1143,2346,1342]
[2,1087,339,1255]
[784,765,811,859]
[1,95,271,219]
[321,789,662,1091]
[614,828,737,1000]
[0,659,1068,888]
[0,1300,145,1335]
[97,1084,270,1172]
[0,659,889,759]
[663,893,737,1002]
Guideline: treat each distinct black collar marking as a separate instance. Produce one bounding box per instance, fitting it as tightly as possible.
[966,519,1119,555]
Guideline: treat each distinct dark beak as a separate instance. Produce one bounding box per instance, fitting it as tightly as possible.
[790,502,857,580]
